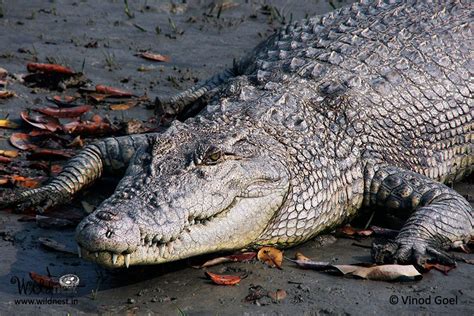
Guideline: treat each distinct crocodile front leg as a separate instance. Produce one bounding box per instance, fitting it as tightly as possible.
[0,134,153,213]
[367,166,473,267]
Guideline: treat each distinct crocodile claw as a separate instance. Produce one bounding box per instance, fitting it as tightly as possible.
[0,187,59,214]
[371,238,456,271]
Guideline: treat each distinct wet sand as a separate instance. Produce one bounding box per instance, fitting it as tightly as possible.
[0,1,473,315]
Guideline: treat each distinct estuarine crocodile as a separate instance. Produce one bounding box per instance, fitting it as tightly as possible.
[2,0,473,269]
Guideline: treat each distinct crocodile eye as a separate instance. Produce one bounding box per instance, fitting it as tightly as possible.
[209,152,221,161]
[203,147,223,165]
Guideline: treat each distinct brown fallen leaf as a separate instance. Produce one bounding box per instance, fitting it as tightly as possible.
[138,52,171,62]
[423,263,456,275]
[38,237,76,254]
[21,111,61,132]
[67,135,84,148]
[110,103,131,111]
[0,156,13,164]
[87,93,108,103]
[0,119,19,129]
[295,252,311,262]
[258,246,283,269]
[50,164,63,174]
[27,63,75,75]
[292,255,422,281]
[36,215,76,228]
[10,175,41,188]
[29,272,60,288]
[0,90,15,99]
[95,84,134,97]
[196,252,257,268]
[35,104,91,118]
[268,289,287,301]
[10,133,38,150]
[337,224,373,237]
[52,95,78,104]
[62,115,120,136]
[205,271,242,286]
[0,150,19,158]
[243,285,268,303]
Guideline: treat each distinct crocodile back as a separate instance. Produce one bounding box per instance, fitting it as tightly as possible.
[241,0,473,183]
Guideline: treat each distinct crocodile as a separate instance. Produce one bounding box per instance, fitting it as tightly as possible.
[2,0,472,269]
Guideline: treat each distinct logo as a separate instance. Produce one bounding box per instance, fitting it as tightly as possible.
[59,274,80,289]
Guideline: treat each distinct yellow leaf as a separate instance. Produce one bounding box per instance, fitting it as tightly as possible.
[0,119,19,129]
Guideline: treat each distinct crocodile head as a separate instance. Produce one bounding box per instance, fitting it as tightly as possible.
[75,119,290,268]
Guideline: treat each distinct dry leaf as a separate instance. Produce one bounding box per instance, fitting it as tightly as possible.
[36,215,76,228]
[29,272,60,288]
[205,271,242,285]
[268,289,287,301]
[38,237,76,254]
[62,117,120,136]
[139,52,171,62]
[9,133,38,150]
[423,263,456,275]
[337,224,373,237]
[35,105,91,118]
[0,119,19,129]
[197,252,257,268]
[0,90,16,99]
[0,150,19,158]
[95,84,134,97]
[10,175,41,188]
[52,95,77,104]
[0,156,13,164]
[258,246,283,269]
[292,255,422,282]
[110,103,131,111]
[295,252,311,262]
[21,111,61,132]
[27,63,75,75]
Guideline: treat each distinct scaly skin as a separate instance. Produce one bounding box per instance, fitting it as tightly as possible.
[1,0,472,269]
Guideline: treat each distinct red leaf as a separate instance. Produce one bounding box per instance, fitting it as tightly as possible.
[10,133,38,151]
[29,272,60,288]
[62,117,120,136]
[20,111,61,132]
[95,84,134,97]
[35,105,91,118]
[205,271,242,286]
[423,263,456,275]
[27,63,75,75]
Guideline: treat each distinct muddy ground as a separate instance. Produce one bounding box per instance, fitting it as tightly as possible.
[0,0,473,315]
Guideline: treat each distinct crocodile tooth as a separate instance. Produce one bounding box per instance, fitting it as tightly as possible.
[94,252,99,258]
[125,254,130,268]
[159,245,164,257]
[112,253,118,265]
[77,246,82,258]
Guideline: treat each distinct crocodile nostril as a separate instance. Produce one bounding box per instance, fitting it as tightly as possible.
[105,230,113,238]
[96,210,120,221]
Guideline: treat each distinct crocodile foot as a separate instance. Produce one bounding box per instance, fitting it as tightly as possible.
[0,187,62,213]
[371,238,456,270]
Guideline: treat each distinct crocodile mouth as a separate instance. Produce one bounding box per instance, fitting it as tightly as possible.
[76,196,248,268]
[76,187,287,268]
